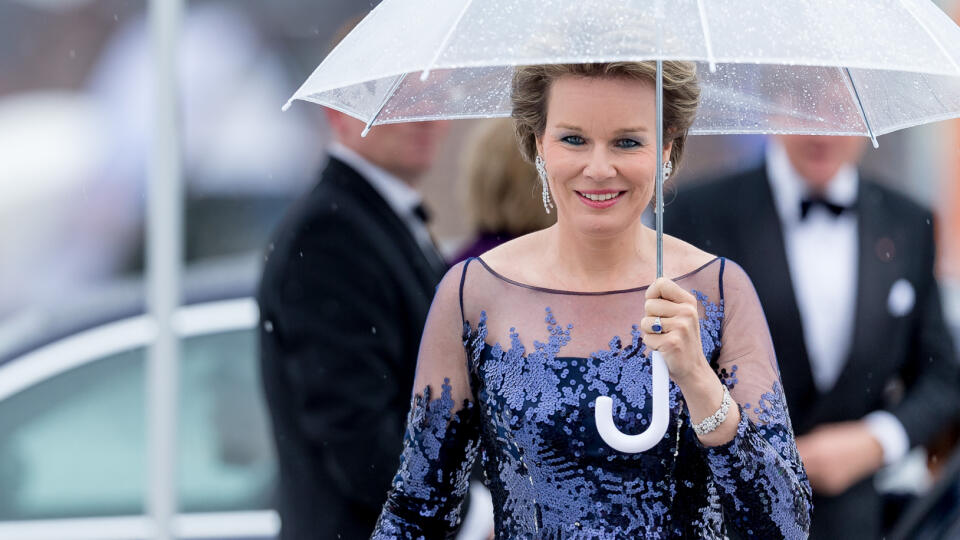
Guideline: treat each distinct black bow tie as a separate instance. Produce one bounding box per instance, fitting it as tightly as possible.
[413,203,432,224]
[800,196,854,220]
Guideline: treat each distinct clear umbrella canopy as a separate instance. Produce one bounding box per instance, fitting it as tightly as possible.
[285,0,960,142]
[284,0,960,455]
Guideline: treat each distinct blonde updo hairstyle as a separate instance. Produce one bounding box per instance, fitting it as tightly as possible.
[511,62,700,173]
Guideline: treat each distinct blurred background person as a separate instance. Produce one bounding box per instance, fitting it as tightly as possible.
[0,0,322,322]
[0,1,398,536]
[258,112,449,540]
[452,118,555,262]
[258,17,450,540]
[85,1,323,268]
[665,134,960,539]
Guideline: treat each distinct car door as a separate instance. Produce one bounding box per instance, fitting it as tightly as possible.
[0,298,277,540]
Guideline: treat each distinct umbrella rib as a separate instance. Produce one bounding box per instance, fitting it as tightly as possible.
[897,0,960,76]
[695,0,717,72]
[842,67,879,149]
[361,73,408,137]
[420,0,476,82]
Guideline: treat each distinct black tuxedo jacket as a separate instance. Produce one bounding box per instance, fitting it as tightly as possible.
[258,157,445,540]
[665,165,959,539]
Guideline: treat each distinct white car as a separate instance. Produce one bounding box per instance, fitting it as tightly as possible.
[0,256,278,540]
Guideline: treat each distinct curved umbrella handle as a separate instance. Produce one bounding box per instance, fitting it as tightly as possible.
[594,351,670,453]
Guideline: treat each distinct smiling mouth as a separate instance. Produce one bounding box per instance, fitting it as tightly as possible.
[576,191,625,202]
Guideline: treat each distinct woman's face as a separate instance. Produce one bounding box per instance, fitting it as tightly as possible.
[537,75,671,238]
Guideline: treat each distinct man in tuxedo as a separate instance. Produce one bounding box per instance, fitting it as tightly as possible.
[258,94,449,537]
[665,135,960,538]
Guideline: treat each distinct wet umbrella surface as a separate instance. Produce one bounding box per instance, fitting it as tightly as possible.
[285,0,960,452]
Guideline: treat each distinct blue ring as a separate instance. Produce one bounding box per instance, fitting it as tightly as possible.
[652,317,663,333]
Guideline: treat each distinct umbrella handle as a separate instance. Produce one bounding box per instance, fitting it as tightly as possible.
[595,62,671,454]
[594,351,670,453]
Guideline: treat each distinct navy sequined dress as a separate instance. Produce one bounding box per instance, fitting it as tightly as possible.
[372,257,812,539]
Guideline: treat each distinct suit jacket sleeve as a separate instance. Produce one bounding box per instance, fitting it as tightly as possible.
[891,215,960,446]
[271,210,411,507]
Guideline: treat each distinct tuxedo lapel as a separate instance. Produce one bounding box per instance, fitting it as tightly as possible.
[736,168,818,430]
[849,181,899,373]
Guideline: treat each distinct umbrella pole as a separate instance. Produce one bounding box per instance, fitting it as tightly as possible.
[655,60,663,277]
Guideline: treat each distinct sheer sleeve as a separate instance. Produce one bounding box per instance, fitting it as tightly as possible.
[372,261,481,539]
[702,260,812,538]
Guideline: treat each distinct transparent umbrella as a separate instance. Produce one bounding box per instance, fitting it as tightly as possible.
[284,0,960,453]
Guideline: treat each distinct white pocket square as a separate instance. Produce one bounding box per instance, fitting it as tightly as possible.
[887,278,915,317]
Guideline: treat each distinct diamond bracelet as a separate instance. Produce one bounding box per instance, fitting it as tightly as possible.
[692,385,732,437]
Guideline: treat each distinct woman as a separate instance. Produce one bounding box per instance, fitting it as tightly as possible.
[372,62,812,539]
[452,118,556,263]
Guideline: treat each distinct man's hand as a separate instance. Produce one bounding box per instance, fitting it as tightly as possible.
[796,421,884,496]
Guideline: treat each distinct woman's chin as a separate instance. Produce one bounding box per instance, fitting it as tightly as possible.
[570,213,639,239]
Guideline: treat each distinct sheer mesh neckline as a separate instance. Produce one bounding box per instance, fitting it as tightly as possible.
[472,256,721,296]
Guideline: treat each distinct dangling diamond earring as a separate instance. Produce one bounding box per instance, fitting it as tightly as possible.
[536,155,554,214]
[653,161,673,214]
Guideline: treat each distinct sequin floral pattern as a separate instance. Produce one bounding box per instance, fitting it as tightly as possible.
[372,257,811,539]
[374,382,480,539]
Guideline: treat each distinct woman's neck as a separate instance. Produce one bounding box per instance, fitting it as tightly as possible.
[543,219,657,291]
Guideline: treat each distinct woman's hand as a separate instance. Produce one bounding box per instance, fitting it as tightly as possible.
[641,277,708,384]
[642,277,739,446]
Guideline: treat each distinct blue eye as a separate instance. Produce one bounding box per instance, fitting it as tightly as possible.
[561,135,585,146]
[616,138,642,149]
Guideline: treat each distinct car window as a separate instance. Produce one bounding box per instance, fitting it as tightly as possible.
[179,329,275,512]
[0,346,144,519]
[0,327,274,520]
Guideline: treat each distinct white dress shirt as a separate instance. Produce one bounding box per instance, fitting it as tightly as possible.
[327,142,443,265]
[766,141,908,465]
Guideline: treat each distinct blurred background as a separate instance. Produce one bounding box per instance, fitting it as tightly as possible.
[0,0,957,539]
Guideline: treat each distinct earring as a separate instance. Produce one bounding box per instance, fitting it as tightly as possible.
[536,155,554,214]
[653,162,672,214]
